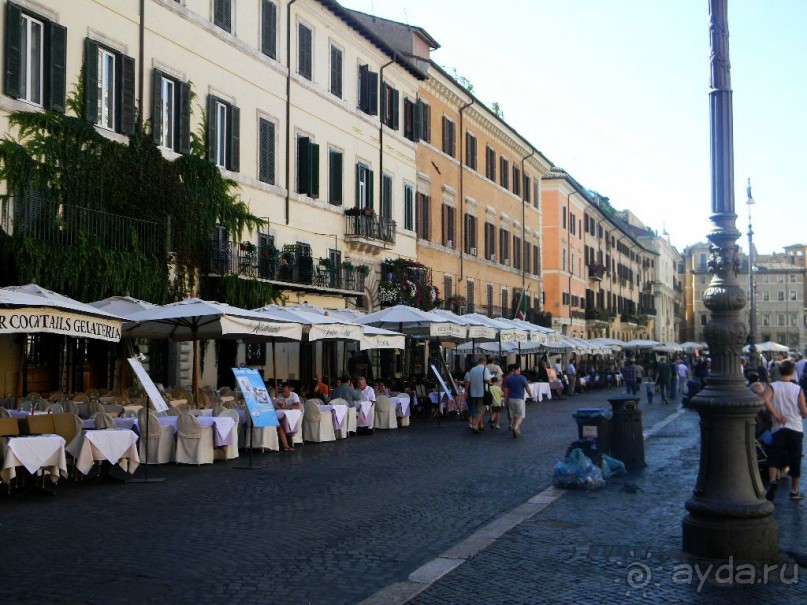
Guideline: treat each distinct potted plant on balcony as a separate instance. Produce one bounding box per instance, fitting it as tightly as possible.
[357,264,370,277]
[342,260,355,271]
[239,241,256,253]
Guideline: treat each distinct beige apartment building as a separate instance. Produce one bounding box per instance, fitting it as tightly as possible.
[0,0,428,390]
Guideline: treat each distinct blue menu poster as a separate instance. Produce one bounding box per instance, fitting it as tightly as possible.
[232,368,279,427]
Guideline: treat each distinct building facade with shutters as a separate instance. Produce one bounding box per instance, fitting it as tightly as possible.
[541,169,657,341]
[0,0,428,389]
[349,12,551,321]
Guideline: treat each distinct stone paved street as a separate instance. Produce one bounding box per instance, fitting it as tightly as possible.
[0,387,676,604]
[409,407,807,605]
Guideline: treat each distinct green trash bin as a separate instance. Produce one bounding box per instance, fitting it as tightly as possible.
[608,396,646,468]
[572,408,613,455]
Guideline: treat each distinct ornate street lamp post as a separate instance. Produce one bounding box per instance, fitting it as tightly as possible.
[682,0,779,560]
[746,179,756,358]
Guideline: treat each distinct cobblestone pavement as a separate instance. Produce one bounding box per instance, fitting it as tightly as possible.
[0,387,674,604]
[409,407,807,605]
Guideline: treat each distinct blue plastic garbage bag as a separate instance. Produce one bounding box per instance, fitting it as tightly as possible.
[601,454,627,478]
[552,448,605,490]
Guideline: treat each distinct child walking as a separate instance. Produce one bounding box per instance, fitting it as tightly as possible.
[489,376,504,429]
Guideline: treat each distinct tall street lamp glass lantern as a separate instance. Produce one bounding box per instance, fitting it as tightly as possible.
[682,0,779,561]
[746,179,756,358]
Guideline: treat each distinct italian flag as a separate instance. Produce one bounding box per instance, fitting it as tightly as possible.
[515,291,529,320]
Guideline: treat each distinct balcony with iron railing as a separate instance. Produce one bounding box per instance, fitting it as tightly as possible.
[5,194,162,256]
[209,241,365,294]
[587,261,605,282]
[344,209,396,251]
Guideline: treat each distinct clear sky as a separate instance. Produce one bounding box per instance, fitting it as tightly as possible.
[339,0,806,256]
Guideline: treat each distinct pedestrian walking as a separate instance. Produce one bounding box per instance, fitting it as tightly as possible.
[623,358,640,396]
[503,364,531,438]
[763,360,807,502]
[488,376,504,429]
[464,357,490,434]
[566,359,578,396]
[655,357,673,404]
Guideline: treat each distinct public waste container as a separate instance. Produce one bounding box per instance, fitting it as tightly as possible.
[572,408,613,455]
[608,395,646,468]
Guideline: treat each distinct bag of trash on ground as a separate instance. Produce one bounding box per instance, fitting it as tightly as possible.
[600,454,627,479]
[552,448,605,490]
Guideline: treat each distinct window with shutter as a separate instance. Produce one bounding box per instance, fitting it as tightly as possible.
[261,0,277,59]
[524,175,531,202]
[298,23,312,80]
[213,0,232,32]
[296,137,318,197]
[466,281,475,313]
[523,240,530,273]
[403,98,416,141]
[487,284,494,315]
[403,184,414,230]
[443,275,453,300]
[382,82,399,129]
[356,163,372,209]
[259,118,276,185]
[513,166,521,196]
[486,146,496,181]
[84,39,135,134]
[330,45,342,98]
[357,65,379,115]
[500,157,509,189]
[328,149,342,205]
[215,100,228,168]
[418,100,430,143]
[501,289,508,313]
[513,235,521,270]
[465,133,477,170]
[442,117,455,157]
[416,193,431,240]
[381,173,393,219]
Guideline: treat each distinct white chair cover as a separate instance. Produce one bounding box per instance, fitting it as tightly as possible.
[216,409,240,460]
[138,409,175,464]
[302,400,336,443]
[329,398,350,439]
[374,395,398,430]
[174,413,214,465]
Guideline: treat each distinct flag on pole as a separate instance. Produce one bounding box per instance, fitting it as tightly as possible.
[515,289,529,320]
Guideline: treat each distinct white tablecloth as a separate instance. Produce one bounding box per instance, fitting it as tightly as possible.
[357,401,374,427]
[83,416,236,446]
[527,382,552,402]
[1,434,67,483]
[276,409,302,434]
[390,395,411,417]
[319,404,348,431]
[70,429,140,476]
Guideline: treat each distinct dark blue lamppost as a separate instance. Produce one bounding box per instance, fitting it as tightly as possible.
[682,0,779,560]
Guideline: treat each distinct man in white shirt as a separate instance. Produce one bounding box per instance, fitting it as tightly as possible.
[566,360,578,396]
[274,384,301,409]
[356,377,376,429]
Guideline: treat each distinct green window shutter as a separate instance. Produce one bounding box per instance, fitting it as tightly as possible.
[297,136,310,194]
[84,38,99,124]
[413,100,421,141]
[261,0,277,59]
[177,81,191,154]
[119,54,136,134]
[309,142,319,197]
[151,69,163,145]
[380,81,387,123]
[206,95,217,163]
[46,22,67,112]
[228,104,240,172]
[367,71,378,116]
[329,150,342,205]
[355,163,361,206]
[358,65,368,112]
[367,169,374,210]
[259,118,275,184]
[392,89,400,130]
[4,2,22,98]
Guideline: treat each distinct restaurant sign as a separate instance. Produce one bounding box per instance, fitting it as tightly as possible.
[360,333,406,350]
[309,324,362,342]
[499,329,528,344]
[0,308,122,342]
[467,326,497,340]
[429,323,467,339]
[219,315,303,341]
[233,368,279,428]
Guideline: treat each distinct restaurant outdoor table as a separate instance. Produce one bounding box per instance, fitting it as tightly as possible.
[389,394,411,418]
[1,434,68,484]
[318,404,348,433]
[527,382,553,402]
[68,428,140,476]
[357,401,374,428]
[82,415,236,447]
[276,409,303,434]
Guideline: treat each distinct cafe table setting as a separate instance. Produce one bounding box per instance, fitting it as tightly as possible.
[1,434,67,484]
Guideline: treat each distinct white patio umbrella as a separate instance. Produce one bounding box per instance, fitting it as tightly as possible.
[360,325,406,351]
[124,299,304,400]
[89,294,156,320]
[359,305,467,340]
[653,342,683,355]
[680,341,706,353]
[0,284,123,342]
[750,341,789,353]
[622,339,661,350]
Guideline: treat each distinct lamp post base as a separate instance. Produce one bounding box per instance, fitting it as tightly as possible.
[682,514,779,561]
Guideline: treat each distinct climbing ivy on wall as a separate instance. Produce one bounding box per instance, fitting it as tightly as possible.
[0,71,270,305]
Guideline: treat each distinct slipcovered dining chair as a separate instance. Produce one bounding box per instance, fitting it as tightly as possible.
[328,398,350,439]
[52,412,83,454]
[33,399,51,412]
[120,409,137,418]
[0,416,20,450]
[174,413,214,465]
[242,409,279,452]
[25,413,55,435]
[16,400,32,412]
[48,391,66,403]
[302,399,336,443]
[0,407,10,418]
[73,393,90,404]
[26,392,42,401]
[88,400,105,417]
[214,408,240,460]
[137,409,175,464]
[93,412,116,429]
[166,405,181,416]
[64,400,78,416]
[374,395,398,430]
[48,403,64,414]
